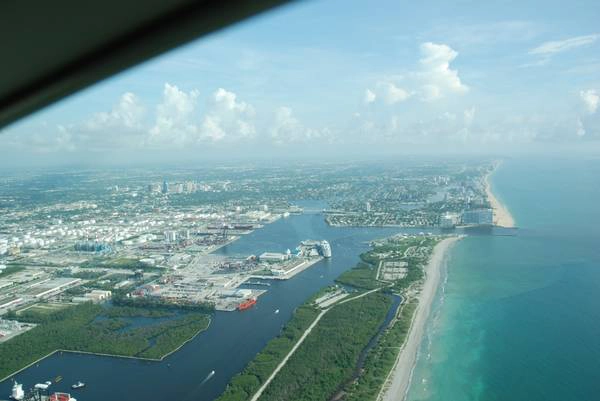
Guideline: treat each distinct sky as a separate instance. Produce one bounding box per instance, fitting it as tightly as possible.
[1,0,600,166]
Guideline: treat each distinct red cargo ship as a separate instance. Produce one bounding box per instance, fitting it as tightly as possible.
[48,393,76,401]
[238,298,257,311]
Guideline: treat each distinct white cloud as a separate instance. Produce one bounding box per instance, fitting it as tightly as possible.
[148,85,255,145]
[529,34,599,56]
[85,92,145,131]
[364,89,376,104]
[580,89,599,114]
[421,85,442,101]
[381,82,410,104]
[149,83,200,145]
[200,88,256,142]
[270,106,329,144]
[36,92,147,152]
[363,83,410,106]
[464,107,476,125]
[418,42,468,100]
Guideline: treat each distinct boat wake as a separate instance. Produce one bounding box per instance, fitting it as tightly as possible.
[199,370,215,386]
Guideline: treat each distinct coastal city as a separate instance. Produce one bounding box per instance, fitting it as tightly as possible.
[0,160,513,401]
[1,0,596,400]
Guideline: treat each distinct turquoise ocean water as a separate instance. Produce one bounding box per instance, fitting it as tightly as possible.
[407,158,600,401]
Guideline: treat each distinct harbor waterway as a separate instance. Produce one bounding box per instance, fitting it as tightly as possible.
[1,202,413,401]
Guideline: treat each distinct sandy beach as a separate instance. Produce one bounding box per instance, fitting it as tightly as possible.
[485,164,515,228]
[380,237,461,401]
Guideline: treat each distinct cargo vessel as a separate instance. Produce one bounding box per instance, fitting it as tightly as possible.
[237,298,256,311]
[48,393,77,401]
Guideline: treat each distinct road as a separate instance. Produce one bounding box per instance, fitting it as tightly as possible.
[249,287,381,401]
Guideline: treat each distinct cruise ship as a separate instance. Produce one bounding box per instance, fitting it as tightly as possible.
[320,240,332,258]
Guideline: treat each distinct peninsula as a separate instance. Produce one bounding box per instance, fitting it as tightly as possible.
[379,236,461,401]
[215,234,460,401]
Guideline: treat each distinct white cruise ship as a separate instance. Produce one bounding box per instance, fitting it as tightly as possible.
[320,240,332,258]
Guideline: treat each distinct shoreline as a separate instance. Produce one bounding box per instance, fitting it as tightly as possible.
[380,236,461,401]
[485,162,516,228]
[0,316,212,383]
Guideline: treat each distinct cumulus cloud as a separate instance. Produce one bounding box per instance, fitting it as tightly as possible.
[529,34,599,56]
[580,89,599,114]
[200,88,256,142]
[31,92,148,152]
[418,42,468,100]
[85,92,145,132]
[149,83,200,145]
[270,106,329,144]
[381,82,410,104]
[364,89,376,104]
[148,85,255,145]
[363,83,410,106]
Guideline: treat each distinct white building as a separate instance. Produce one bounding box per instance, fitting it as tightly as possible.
[259,252,288,262]
[440,213,459,228]
[164,230,178,242]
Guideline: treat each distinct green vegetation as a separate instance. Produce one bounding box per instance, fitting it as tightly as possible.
[259,293,391,401]
[113,294,215,312]
[16,302,71,319]
[345,300,418,401]
[0,302,210,380]
[216,235,442,401]
[216,304,320,401]
[80,257,156,271]
[0,265,25,278]
[67,270,105,279]
[102,306,175,318]
[335,261,381,289]
[217,293,391,401]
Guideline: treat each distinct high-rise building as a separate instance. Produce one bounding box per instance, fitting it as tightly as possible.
[164,230,177,242]
[440,213,459,228]
[184,181,196,193]
[461,208,493,226]
[162,180,169,194]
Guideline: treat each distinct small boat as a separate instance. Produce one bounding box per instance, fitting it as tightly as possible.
[274,309,280,314]
[200,370,215,385]
[71,382,85,389]
[54,376,62,383]
[35,383,50,390]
